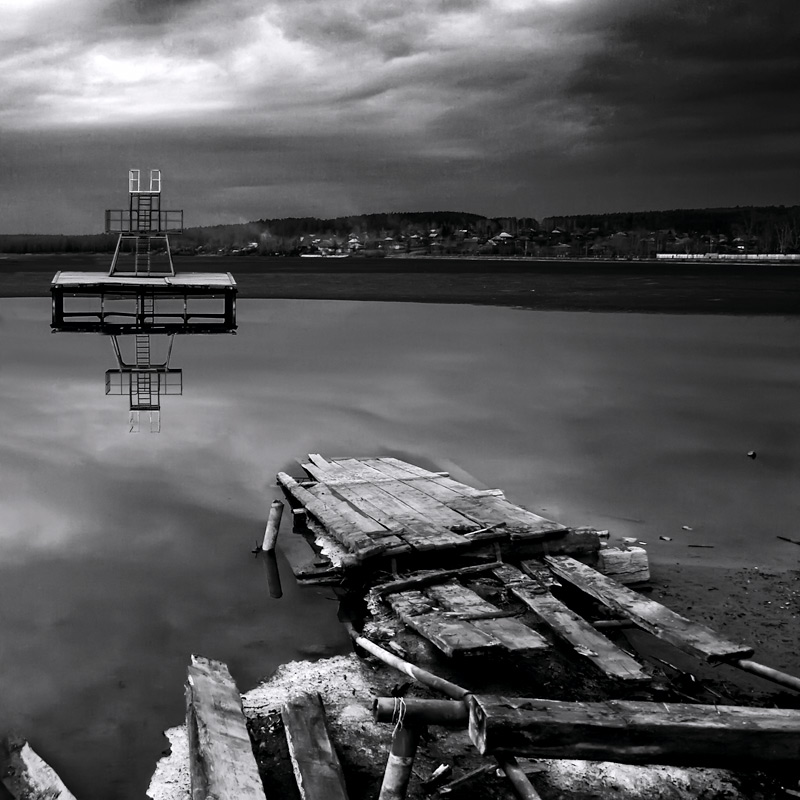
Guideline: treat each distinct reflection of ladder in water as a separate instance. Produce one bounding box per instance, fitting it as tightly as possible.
[134,333,152,407]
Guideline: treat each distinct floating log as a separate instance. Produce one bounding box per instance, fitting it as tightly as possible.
[373,698,469,726]
[468,695,800,768]
[262,499,285,552]
[185,655,264,800]
[282,692,350,800]
[0,736,77,800]
[492,564,650,683]
[545,555,754,663]
[378,725,421,800]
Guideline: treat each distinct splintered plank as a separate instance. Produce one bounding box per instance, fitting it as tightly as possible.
[365,458,505,496]
[446,495,567,539]
[282,692,350,800]
[468,695,800,767]
[185,656,265,800]
[492,564,650,683]
[546,555,754,663]
[330,482,470,552]
[426,581,549,654]
[277,473,390,560]
[0,737,77,800]
[388,590,500,656]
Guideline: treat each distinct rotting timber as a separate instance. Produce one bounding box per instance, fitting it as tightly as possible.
[143,454,800,800]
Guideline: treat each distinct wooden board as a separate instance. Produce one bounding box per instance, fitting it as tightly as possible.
[185,655,265,800]
[0,736,77,800]
[468,695,800,767]
[447,495,567,539]
[546,555,754,663]
[426,581,549,655]
[330,482,470,551]
[388,591,500,656]
[277,473,391,560]
[493,564,650,683]
[282,692,350,800]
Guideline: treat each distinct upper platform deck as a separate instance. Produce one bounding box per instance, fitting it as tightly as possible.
[51,271,236,291]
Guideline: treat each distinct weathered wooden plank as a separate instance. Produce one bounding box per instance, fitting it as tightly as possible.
[546,555,754,663]
[447,495,567,539]
[282,692,350,800]
[185,655,265,800]
[370,459,505,497]
[369,479,481,532]
[330,482,470,552]
[468,695,800,767]
[277,473,389,560]
[493,564,650,683]
[0,736,77,800]
[388,591,500,656]
[425,581,549,654]
[372,562,504,598]
[306,484,406,548]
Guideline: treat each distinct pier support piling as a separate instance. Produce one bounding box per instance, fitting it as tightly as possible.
[263,499,285,552]
[378,724,421,800]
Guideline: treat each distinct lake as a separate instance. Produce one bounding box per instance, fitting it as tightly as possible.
[2,297,800,798]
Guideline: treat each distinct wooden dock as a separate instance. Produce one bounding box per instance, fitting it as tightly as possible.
[278,455,605,582]
[140,453,800,800]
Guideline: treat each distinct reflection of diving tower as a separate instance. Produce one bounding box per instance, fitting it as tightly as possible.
[105,169,184,276]
[105,334,183,433]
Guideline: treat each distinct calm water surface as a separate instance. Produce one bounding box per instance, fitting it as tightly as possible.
[2,298,800,798]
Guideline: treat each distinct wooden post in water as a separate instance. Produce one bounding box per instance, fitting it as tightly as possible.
[263,499,284,552]
[378,723,421,800]
[262,549,283,599]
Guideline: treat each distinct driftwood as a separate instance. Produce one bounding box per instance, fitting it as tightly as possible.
[546,555,753,662]
[0,736,77,800]
[185,655,264,800]
[282,692,349,800]
[468,695,800,768]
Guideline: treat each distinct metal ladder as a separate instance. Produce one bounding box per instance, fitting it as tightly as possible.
[134,194,153,274]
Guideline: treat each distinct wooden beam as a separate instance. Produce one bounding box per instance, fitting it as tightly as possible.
[373,698,469,726]
[468,695,800,768]
[0,736,77,800]
[492,564,650,683]
[371,561,503,599]
[546,555,754,663]
[185,655,265,800]
[282,692,350,800]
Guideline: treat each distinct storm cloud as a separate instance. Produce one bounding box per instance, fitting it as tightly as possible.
[2,0,798,233]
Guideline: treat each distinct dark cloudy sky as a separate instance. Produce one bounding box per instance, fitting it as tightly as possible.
[2,0,798,233]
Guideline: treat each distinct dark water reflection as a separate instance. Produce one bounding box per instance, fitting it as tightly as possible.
[2,298,800,798]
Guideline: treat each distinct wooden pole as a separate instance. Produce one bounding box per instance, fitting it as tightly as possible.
[262,500,284,552]
[342,622,469,700]
[495,756,543,800]
[261,550,283,599]
[373,697,469,726]
[735,659,800,692]
[378,724,421,800]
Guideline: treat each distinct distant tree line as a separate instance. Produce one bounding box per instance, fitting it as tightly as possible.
[542,205,800,254]
[2,205,799,255]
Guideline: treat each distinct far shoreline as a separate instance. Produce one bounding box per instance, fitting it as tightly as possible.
[2,254,800,314]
